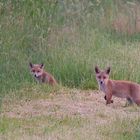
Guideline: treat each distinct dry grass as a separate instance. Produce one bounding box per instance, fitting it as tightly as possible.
[0,87,140,140]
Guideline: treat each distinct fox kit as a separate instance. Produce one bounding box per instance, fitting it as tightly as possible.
[95,66,140,106]
[29,63,57,85]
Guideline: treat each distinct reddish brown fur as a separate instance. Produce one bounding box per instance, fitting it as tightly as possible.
[29,63,57,86]
[95,66,140,106]
[37,72,57,85]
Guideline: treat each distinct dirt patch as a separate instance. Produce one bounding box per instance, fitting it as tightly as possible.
[1,90,140,122]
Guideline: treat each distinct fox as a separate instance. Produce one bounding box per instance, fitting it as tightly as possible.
[95,66,140,106]
[29,63,57,86]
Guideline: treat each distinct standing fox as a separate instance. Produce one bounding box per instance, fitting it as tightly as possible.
[95,66,140,106]
[29,63,57,85]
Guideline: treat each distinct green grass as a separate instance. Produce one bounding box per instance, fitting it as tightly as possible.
[99,117,140,140]
[1,0,140,95]
[0,115,87,139]
[0,1,140,139]
[0,114,139,140]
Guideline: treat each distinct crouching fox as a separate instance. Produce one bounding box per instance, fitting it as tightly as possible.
[29,63,57,86]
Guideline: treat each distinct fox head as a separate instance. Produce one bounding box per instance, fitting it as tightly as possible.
[29,63,44,78]
[95,66,110,86]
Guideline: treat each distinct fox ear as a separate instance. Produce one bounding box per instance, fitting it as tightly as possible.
[29,62,33,68]
[95,66,100,74]
[106,67,111,74]
[40,63,44,69]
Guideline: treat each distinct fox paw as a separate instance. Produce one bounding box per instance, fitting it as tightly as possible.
[106,100,113,105]
[104,96,113,103]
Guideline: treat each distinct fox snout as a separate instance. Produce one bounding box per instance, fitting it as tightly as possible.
[34,73,38,78]
[97,79,105,85]
[32,71,42,78]
[97,76,108,86]
[100,80,103,85]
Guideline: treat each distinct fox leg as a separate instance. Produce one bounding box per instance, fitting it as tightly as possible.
[104,95,113,103]
[127,98,133,105]
[124,98,134,107]
[106,93,113,105]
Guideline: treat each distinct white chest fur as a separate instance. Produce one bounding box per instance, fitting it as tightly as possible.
[99,84,107,93]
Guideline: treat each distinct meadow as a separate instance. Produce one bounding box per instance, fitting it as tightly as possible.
[0,0,140,139]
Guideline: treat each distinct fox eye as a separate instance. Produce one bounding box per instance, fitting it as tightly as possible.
[98,76,101,79]
[37,70,40,73]
[32,70,35,72]
[103,76,106,79]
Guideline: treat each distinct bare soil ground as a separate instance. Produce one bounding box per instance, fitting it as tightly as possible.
[2,89,140,123]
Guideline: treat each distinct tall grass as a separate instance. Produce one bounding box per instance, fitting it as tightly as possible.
[0,0,140,95]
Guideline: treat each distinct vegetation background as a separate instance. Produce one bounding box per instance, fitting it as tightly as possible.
[0,0,140,139]
[1,0,140,93]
